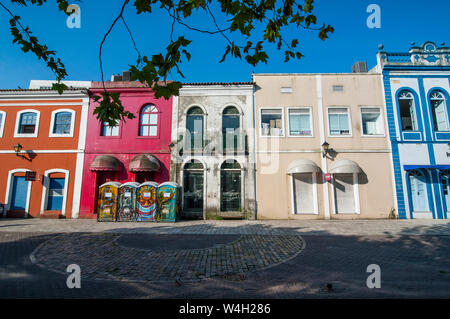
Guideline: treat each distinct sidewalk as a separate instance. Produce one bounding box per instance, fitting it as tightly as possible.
[0,218,449,236]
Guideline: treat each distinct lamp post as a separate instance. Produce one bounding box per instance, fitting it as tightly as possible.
[322,142,330,158]
[14,144,23,156]
[13,144,30,161]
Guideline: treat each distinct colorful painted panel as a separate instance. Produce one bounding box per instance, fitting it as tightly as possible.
[98,182,121,222]
[118,182,139,222]
[136,182,159,222]
[157,182,180,222]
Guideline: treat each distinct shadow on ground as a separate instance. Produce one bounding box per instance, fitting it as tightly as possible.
[0,221,448,298]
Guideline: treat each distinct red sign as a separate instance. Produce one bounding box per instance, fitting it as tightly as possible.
[324,173,332,182]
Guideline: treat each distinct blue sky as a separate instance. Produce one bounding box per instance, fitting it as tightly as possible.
[0,0,449,89]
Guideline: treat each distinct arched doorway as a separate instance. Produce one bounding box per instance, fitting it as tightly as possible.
[182,160,204,219]
[220,160,242,212]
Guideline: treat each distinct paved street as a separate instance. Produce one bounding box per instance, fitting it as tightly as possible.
[0,219,449,298]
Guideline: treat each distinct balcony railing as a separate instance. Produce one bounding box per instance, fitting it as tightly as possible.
[178,131,248,156]
[218,131,247,155]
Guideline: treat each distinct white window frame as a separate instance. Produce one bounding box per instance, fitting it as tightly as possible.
[40,169,70,217]
[331,173,360,214]
[49,109,76,138]
[290,173,319,215]
[259,107,285,138]
[14,109,40,138]
[0,110,6,138]
[287,107,314,138]
[327,106,352,137]
[360,106,385,137]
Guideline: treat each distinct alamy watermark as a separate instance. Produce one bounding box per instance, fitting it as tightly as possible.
[366,4,381,29]
[66,4,81,29]
[66,264,81,289]
[366,264,381,289]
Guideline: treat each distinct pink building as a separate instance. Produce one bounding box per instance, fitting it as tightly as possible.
[78,80,173,219]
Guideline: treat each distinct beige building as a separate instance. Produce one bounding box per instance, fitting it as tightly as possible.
[253,73,396,220]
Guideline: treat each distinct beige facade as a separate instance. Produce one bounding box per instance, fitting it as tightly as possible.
[254,73,396,220]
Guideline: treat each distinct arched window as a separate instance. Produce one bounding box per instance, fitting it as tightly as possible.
[220,160,242,212]
[430,91,449,131]
[222,106,240,151]
[186,107,204,149]
[183,160,204,214]
[52,111,73,135]
[18,112,38,134]
[139,104,158,137]
[398,91,417,131]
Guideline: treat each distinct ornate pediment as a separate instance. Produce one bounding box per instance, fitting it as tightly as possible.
[378,41,450,67]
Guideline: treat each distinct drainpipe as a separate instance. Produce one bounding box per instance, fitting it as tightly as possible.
[252,73,258,220]
[316,75,331,220]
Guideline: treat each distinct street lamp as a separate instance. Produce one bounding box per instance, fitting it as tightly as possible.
[322,142,330,158]
[14,144,23,155]
[13,144,28,161]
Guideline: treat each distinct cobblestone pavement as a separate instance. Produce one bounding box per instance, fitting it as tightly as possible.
[0,218,449,236]
[0,219,449,298]
[30,233,304,282]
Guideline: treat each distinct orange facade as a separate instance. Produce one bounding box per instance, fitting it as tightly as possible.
[0,90,89,219]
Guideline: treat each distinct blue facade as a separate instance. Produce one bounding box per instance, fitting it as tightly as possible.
[379,42,450,219]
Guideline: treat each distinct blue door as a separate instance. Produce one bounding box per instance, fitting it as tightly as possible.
[10,176,28,211]
[409,171,430,212]
[46,178,65,211]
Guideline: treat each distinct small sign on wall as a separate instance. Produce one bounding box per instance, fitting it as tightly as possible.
[324,173,332,182]
[25,171,37,182]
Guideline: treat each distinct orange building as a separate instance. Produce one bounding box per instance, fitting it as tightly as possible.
[0,88,89,219]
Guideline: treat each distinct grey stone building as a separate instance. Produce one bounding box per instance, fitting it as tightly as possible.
[170,83,256,220]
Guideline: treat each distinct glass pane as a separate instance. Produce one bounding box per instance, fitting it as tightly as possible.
[431,99,449,131]
[149,125,157,136]
[261,110,283,136]
[141,125,149,136]
[54,124,71,134]
[141,113,150,125]
[362,112,381,135]
[290,113,311,136]
[149,114,158,125]
[20,113,37,125]
[329,114,340,135]
[220,170,241,211]
[55,112,72,124]
[111,125,119,136]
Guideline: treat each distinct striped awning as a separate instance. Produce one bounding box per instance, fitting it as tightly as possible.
[129,154,160,172]
[90,155,121,172]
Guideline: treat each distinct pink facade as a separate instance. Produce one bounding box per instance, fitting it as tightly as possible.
[79,82,172,219]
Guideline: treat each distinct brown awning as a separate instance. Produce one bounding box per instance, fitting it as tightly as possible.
[90,155,121,172]
[129,154,160,172]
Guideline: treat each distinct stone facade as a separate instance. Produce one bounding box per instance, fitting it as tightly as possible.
[170,83,256,220]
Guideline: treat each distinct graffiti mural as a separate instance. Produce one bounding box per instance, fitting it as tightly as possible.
[97,182,121,222]
[157,182,181,222]
[118,182,139,222]
[136,182,159,222]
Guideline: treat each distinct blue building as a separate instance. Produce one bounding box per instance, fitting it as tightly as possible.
[378,41,450,219]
